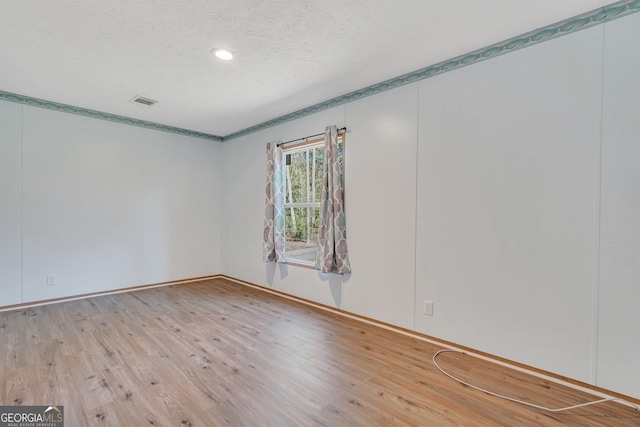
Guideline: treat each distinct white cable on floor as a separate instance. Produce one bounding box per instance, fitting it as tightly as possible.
[432,349,640,413]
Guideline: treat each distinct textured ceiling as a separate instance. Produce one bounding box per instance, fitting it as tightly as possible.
[0,0,620,138]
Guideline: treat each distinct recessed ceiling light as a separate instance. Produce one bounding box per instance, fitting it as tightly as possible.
[212,48,233,61]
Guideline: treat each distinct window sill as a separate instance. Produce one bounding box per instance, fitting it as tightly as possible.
[284,260,316,270]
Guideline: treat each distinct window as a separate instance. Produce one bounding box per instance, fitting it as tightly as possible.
[283,136,344,264]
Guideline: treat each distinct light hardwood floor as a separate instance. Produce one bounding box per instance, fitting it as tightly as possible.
[1,278,638,426]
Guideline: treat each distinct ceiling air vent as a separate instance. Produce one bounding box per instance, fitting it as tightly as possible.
[129,95,158,107]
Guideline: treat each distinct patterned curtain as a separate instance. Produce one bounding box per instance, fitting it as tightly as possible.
[315,126,352,274]
[263,141,285,262]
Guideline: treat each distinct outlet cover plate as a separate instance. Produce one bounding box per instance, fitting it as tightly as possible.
[424,300,433,316]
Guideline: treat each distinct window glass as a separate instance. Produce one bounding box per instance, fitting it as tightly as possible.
[282,136,344,264]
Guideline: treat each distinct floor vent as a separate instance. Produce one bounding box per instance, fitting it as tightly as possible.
[130,95,158,107]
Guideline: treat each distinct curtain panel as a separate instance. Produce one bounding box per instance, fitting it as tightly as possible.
[315,126,352,274]
[263,141,285,262]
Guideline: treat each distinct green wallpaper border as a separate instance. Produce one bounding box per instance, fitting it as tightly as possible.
[0,91,223,142]
[1,0,638,142]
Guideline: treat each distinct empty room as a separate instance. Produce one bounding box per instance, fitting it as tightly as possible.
[1,1,639,425]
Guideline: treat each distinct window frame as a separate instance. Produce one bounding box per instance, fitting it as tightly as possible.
[281,134,345,266]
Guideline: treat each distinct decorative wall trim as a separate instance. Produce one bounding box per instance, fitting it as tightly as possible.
[0,91,223,142]
[2,0,639,143]
[222,0,640,141]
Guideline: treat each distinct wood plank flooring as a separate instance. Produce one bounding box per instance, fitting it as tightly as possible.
[1,278,638,426]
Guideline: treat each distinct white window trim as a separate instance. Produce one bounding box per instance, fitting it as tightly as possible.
[281,134,344,266]
[282,139,323,265]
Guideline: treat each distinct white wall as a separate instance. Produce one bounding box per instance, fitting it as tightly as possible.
[0,103,222,306]
[221,13,640,398]
[342,85,418,329]
[0,101,22,306]
[22,107,144,301]
[141,130,222,284]
[415,27,603,382]
[598,11,640,398]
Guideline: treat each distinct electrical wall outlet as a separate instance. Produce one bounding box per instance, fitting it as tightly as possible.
[423,300,433,316]
[47,274,56,286]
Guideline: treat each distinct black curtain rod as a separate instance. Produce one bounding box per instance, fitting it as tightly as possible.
[277,127,347,147]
